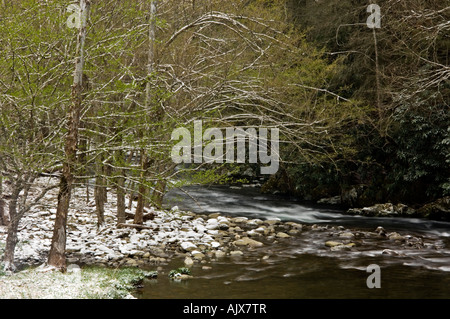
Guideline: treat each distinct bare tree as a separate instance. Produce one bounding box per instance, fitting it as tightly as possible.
[47,0,91,271]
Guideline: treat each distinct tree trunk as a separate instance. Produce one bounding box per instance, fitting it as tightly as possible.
[2,185,21,272]
[134,1,157,224]
[0,198,6,226]
[151,179,166,209]
[116,173,126,225]
[94,173,106,228]
[48,0,90,271]
[116,149,126,225]
[94,144,106,228]
[134,150,148,225]
[0,175,7,227]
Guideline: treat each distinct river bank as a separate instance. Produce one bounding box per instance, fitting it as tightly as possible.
[1,179,449,298]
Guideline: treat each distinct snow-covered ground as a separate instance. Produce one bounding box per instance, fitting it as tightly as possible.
[1,177,290,270]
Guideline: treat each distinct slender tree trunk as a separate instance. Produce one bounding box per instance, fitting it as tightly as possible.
[372,27,382,124]
[48,0,90,271]
[116,149,126,225]
[3,184,22,272]
[116,172,126,225]
[94,171,106,229]
[134,1,157,224]
[134,150,148,225]
[151,179,166,209]
[0,175,7,226]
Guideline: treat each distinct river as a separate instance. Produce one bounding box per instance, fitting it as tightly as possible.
[136,184,450,299]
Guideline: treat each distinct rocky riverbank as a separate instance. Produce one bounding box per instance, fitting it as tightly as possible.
[0,179,304,271]
[2,179,449,299]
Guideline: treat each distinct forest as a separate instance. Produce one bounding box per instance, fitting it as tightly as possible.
[0,0,448,293]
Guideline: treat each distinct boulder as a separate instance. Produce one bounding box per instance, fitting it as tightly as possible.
[417,197,450,221]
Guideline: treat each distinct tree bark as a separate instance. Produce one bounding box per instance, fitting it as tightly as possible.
[94,173,106,228]
[134,150,148,225]
[0,175,7,227]
[116,149,126,225]
[2,184,21,272]
[134,1,157,225]
[47,0,90,271]
[94,146,106,228]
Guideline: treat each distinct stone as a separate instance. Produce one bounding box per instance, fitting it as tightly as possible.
[276,232,290,238]
[339,232,355,239]
[210,241,221,248]
[143,252,151,258]
[388,232,405,241]
[232,217,248,223]
[192,251,205,260]
[180,241,197,252]
[317,196,341,205]
[264,217,281,225]
[233,237,264,248]
[417,197,450,221]
[230,250,244,257]
[325,241,344,247]
[330,244,352,251]
[215,250,226,258]
[184,257,194,266]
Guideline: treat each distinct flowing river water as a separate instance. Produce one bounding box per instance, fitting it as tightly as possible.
[136,185,450,299]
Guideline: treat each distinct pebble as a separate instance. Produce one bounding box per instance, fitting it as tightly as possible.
[276,232,290,238]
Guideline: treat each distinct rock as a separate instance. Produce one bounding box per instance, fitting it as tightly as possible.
[124,258,138,266]
[325,241,344,247]
[191,250,205,260]
[206,219,219,230]
[417,197,450,221]
[230,250,244,257]
[180,241,197,252]
[247,219,263,226]
[317,196,341,205]
[375,226,387,236]
[143,252,151,258]
[338,232,355,239]
[202,265,212,270]
[215,250,226,258]
[264,217,281,225]
[232,217,248,223]
[388,232,405,241]
[382,249,404,256]
[184,257,194,266]
[330,245,351,251]
[276,232,290,238]
[210,241,221,248]
[285,222,302,230]
[247,229,262,237]
[233,237,264,248]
